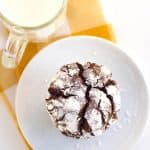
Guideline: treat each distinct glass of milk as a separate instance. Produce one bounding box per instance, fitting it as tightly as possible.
[0,0,67,68]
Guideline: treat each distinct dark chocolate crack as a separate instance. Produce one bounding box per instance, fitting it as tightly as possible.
[105,79,116,87]
[76,62,86,84]
[61,130,81,139]
[60,65,73,77]
[76,62,93,135]
[94,84,118,129]
[76,62,110,135]
[97,100,106,126]
[47,87,76,100]
[78,85,92,135]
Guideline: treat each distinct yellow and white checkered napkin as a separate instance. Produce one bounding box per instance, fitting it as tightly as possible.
[0,0,115,149]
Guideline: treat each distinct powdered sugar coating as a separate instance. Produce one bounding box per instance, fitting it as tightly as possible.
[46,62,121,138]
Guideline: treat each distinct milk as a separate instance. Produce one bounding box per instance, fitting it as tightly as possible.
[0,0,64,27]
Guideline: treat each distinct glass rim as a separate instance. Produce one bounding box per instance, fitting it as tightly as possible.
[0,0,67,31]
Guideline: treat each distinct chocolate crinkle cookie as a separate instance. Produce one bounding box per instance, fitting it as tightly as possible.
[46,62,121,138]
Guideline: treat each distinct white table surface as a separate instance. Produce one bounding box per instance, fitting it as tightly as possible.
[0,0,150,149]
[101,0,150,149]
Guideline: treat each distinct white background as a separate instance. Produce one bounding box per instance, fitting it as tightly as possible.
[0,0,150,149]
[101,0,150,149]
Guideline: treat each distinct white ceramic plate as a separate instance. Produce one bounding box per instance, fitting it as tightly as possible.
[16,36,149,150]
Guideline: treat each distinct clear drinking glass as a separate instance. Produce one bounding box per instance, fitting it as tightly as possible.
[0,0,67,68]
